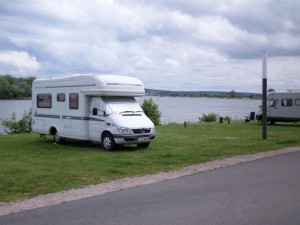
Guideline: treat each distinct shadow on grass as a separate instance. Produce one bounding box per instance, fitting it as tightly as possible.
[114,145,148,152]
[33,135,147,153]
[269,122,300,127]
[250,121,300,127]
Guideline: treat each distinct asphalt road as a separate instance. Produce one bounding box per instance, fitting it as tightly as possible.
[1,150,300,225]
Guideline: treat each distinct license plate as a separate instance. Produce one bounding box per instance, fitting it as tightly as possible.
[138,137,149,142]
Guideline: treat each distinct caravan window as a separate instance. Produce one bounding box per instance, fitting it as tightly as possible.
[295,99,300,106]
[37,94,52,108]
[69,93,79,109]
[281,98,293,107]
[268,99,276,107]
[57,93,65,102]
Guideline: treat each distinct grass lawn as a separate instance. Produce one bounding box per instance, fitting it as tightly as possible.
[0,121,299,202]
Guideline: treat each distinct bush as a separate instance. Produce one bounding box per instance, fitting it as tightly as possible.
[199,112,218,123]
[1,110,32,134]
[141,98,161,126]
[224,116,232,123]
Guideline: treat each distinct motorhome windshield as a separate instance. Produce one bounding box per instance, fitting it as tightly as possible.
[105,97,143,114]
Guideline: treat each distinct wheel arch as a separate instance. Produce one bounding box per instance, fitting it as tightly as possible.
[49,126,57,135]
[100,130,113,141]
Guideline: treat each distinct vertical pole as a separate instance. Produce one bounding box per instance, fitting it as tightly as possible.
[262,51,267,140]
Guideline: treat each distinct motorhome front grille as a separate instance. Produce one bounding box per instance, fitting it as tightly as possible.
[132,129,151,134]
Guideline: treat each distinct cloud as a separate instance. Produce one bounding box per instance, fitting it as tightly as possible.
[0,50,40,75]
[0,0,299,92]
[165,58,180,67]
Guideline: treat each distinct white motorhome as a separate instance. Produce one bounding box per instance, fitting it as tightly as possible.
[257,90,300,124]
[32,74,155,150]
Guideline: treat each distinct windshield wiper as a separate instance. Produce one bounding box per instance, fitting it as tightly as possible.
[119,110,143,114]
[119,111,135,114]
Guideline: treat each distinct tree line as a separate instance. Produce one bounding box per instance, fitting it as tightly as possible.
[0,75,262,100]
[0,75,36,99]
[145,89,262,99]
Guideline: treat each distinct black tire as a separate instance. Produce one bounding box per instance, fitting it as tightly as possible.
[137,142,150,148]
[102,133,116,151]
[53,130,65,144]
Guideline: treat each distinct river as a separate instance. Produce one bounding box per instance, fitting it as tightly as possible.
[0,97,261,134]
[138,96,260,124]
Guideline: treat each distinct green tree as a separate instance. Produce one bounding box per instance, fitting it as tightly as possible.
[229,90,236,98]
[199,112,218,122]
[0,76,12,99]
[268,88,275,92]
[0,75,36,99]
[141,98,161,126]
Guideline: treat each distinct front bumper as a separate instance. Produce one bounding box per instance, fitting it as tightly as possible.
[113,133,155,144]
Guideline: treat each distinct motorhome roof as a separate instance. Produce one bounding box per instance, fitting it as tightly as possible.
[33,74,145,97]
[286,89,300,93]
[34,74,142,85]
[270,90,300,93]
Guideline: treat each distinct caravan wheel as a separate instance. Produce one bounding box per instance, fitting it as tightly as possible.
[102,133,115,151]
[54,131,65,144]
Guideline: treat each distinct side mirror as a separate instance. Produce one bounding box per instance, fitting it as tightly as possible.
[92,108,98,115]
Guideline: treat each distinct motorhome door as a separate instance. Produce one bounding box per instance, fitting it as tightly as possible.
[268,98,278,118]
[88,97,106,141]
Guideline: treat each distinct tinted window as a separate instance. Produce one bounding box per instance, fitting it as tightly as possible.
[37,94,52,108]
[69,93,79,109]
[57,93,65,102]
[268,99,276,107]
[281,98,293,107]
[295,99,300,106]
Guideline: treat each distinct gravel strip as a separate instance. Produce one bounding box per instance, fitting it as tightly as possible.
[1,147,299,216]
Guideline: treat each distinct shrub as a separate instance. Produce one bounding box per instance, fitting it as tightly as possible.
[141,98,161,126]
[199,112,218,123]
[1,110,32,134]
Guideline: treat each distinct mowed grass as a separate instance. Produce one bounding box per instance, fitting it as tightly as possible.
[0,121,299,202]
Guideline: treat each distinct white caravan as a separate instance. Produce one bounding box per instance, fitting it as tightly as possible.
[257,90,300,124]
[31,74,155,150]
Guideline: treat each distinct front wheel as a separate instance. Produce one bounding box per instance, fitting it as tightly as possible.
[102,133,116,151]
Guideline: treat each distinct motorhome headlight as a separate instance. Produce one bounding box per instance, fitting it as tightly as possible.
[117,127,133,134]
[151,128,156,134]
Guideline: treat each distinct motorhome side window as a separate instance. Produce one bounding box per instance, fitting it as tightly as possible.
[269,99,276,107]
[37,94,52,108]
[295,99,300,106]
[69,93,79,109]
[57,93,65,102]
[281,98,293,107]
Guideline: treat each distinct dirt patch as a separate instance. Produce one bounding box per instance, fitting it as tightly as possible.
[1,147,299,216]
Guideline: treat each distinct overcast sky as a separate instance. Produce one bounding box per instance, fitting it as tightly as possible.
[0,0,299,92]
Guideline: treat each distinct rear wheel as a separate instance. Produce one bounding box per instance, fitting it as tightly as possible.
[269,120,275,125]
[54,131,65,144]
[102,133,116,151]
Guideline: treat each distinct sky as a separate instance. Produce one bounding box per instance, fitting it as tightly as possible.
[0,0,299,92]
